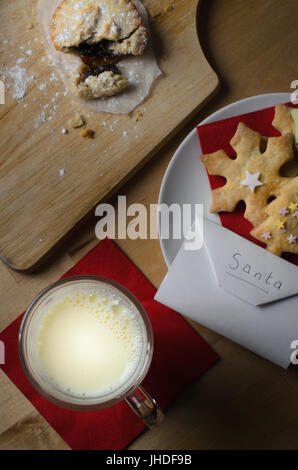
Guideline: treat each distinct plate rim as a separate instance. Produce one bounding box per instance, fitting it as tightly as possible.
[158,92,291,267]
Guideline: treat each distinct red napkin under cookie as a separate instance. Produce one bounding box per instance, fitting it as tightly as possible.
[197,102,298,266]
[0,239,218,450]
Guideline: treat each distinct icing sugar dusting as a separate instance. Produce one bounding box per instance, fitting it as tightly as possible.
[0,64,34,101]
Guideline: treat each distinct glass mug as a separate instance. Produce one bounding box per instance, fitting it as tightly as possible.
[18,276,164,428]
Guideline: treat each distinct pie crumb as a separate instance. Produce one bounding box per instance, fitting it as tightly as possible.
[68,113,86,128]
[80,128,95,139]
[149,8,161,18]
[164,4,174,13]
[134,111,143,122]
[27,23,34,30]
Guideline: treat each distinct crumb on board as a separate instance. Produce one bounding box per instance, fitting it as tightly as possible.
[68,113,86,128]
[134,111,143,122]
[32,7,36,16]
[148,8,161,18]
[165,4,175,13]
[149,3,174,17]
[80,128,95,139]
[62,128,68,135]
[27,23,34,30]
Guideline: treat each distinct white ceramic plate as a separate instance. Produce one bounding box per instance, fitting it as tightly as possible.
[158,93,291,267]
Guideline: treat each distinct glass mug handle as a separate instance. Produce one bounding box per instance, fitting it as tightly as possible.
[125,386,165,429]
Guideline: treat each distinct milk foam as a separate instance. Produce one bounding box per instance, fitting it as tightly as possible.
[37,283,146,398]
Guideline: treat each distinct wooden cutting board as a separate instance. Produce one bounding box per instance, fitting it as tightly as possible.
[0,0,218,271]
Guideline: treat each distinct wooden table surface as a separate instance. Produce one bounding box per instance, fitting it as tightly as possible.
[1,0,298,450]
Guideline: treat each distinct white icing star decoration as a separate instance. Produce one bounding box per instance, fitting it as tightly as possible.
[241,171,263,193]
[287,234,297,244]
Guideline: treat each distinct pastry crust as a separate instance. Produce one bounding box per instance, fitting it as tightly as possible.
[71,65,128,99]
[51,0,148,56]
[109,25,147,55]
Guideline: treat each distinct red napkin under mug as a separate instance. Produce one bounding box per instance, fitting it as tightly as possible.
[0,239,218,450]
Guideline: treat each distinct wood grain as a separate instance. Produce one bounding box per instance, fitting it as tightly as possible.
[0,0,218,272]
[0,0,298,451]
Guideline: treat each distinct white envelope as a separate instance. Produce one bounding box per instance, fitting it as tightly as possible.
[202,219,298,306]
[155,218,298,368]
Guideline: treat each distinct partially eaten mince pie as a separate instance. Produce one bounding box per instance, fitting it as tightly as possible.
[51,0,148,99]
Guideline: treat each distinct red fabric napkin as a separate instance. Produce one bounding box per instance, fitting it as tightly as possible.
[197,102,298,265]
[0,239,218,450]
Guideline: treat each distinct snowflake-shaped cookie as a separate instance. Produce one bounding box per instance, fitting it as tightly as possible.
[272,103,295,136]
[251,177,298,256]
[201,122,294,226]
[272,104,298,178]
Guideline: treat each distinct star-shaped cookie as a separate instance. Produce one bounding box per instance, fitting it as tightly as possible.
[251,177,298,256]
[200,122,294,226]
